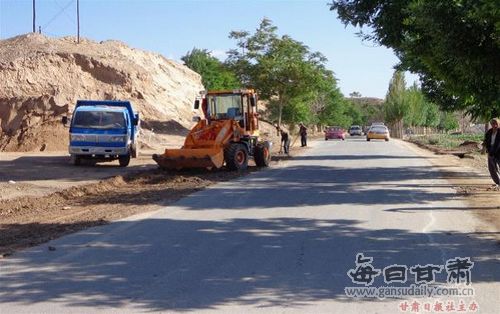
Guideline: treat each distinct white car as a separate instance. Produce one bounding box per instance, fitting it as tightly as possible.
[349,125,363,136]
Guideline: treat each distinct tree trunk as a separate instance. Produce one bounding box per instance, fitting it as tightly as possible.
[275,93,284,136]
[394,119,403,138]
[277,99,283,130]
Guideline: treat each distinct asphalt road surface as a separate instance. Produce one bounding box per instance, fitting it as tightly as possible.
[1,138,499,313]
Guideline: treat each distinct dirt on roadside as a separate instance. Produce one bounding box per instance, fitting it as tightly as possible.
[401,140,500,238]
[0,168,244,257]
[0,146,298,257]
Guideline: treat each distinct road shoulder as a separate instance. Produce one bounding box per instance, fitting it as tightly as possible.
[398,139,500,239]
[0,144,309,257]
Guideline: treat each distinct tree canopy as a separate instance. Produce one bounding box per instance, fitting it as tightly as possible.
[382,70,459,136]
[226,18,347,126]
[181,48,239,90]
[184,18,408,129]
[330,0,500,119]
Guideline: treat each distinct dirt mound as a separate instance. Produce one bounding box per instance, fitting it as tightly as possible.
[459,140,482,151]
[0,33,203,152]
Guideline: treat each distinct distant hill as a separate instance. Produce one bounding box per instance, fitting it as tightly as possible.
[346,97,384,106]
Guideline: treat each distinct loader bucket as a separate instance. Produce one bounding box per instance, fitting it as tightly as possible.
[152,148,224,170]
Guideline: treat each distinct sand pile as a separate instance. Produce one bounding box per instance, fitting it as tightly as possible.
[0,33,203,151]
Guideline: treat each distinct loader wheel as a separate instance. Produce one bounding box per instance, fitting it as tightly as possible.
[119,154,131,167]
[255,144,271,167]
[225,143,248,171]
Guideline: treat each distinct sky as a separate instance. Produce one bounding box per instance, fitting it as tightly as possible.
[0,0,418,99]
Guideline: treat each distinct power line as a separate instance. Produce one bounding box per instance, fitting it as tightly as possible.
[54,0,76,26]
[41,0,75,32]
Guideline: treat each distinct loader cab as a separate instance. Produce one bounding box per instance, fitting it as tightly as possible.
[208,93,243,121]
[202,90,258,132]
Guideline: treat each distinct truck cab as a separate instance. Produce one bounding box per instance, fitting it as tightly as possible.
[63,100,139,167]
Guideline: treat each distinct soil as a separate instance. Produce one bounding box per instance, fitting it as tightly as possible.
[400,140,500,239]
[0,168,246,256]
[406,137,483,158]
[0,142,299,257]
[0,33,203,152]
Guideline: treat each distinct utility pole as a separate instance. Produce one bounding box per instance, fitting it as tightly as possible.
[32,0,36,33]
[76,0,80,43]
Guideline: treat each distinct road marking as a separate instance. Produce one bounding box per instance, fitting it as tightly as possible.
[400,140,453,265]
[421,210,447,264]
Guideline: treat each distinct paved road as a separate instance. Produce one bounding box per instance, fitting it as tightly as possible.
[1,138,499,313]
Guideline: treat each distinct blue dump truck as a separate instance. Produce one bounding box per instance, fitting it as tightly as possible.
[62,100,140,167]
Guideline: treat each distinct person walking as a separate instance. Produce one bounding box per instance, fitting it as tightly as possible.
[299,123,308,147]
[484,118,500,189]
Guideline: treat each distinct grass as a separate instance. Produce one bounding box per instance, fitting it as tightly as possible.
[409,133,484,150]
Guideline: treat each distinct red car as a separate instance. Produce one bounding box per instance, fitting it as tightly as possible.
[324,127,345,140]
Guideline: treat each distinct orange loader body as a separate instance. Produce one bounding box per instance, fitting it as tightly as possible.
[152,89,271,170]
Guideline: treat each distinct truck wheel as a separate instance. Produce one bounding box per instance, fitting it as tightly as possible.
[254,143,271,167]
[70,155,81,166]
[224,143,248,171]
[119,154,131,167]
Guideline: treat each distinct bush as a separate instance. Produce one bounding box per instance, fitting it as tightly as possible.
[428,137,440,145]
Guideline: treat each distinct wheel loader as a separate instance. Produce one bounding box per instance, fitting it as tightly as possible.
[152,89,271,171]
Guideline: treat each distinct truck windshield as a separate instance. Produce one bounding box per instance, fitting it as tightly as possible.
[72,111,126,129]
[208,94,242,119]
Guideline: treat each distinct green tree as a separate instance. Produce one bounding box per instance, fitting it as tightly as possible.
[424,103,440,128]
[439,112,459,132]
[308,67,350,127]
[317,89,353,128]
[181,48,239,90]
[347,97,385,126]
[403,83,441,128]
[227,18,336,127]
[346,103,364,126]
[330,0,500,119]
[403,84,425,127]
[384,70,410,138]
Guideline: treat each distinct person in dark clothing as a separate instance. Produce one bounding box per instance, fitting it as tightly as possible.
[484,118,500,188]
[299,123,308,147]
[280,128,290,154]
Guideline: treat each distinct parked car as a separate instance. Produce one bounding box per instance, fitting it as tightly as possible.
[366,125,390,141]
[325,126,346,140]
[349,125,363,136]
